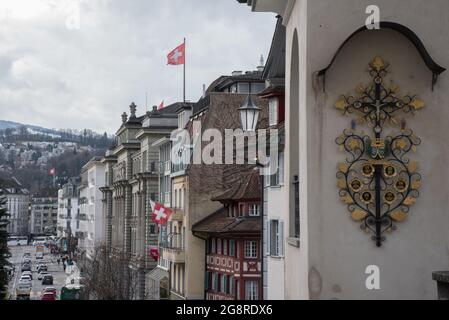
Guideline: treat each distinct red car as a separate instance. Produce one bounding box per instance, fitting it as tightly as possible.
[42,287,57,297]
[41,292,56,300]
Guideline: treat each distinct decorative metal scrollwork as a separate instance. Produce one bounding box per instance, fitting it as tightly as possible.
[335,57,423,247]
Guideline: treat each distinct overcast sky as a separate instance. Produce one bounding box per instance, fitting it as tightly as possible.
[0,0,276,134]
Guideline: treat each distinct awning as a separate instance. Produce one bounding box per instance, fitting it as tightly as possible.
[147,267,169,282]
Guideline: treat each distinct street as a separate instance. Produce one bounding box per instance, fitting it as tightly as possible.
[7,245,67,300]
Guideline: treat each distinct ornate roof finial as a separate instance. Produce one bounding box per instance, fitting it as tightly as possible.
[121,112,128,123]
[129,102,137,118]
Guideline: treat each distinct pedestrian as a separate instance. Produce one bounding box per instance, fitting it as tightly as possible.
[57,258,60,266]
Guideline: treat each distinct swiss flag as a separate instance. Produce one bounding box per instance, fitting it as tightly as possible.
[49,168,56,176]
[158,100,164,110]
[150,247,160,261]
[167,42,185,65]
[150,200,173,225]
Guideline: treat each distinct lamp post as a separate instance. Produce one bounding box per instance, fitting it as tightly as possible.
[239,92,265,300]
[238,93,261,132]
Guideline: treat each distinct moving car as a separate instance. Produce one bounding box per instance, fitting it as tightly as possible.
[21,263,32,272]
[21,271,33,280]
[36,252,44,260]
[16,284,31,300]
[42,287,57,297]
[41,292,56,300]
[37,265,48,273]
[19,275,32,285]
[42,274,53,285]
[38,271,50,280]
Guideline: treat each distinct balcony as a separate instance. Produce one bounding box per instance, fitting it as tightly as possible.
[161,234,185,263]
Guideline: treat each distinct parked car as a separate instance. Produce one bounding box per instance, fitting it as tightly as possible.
[21,271,33,280]
[38,272,50,280]
[41,292,56,300]
[36,252,44,260]
[42,274,53,285]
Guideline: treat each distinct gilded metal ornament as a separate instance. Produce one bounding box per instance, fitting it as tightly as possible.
[335,57,422,247]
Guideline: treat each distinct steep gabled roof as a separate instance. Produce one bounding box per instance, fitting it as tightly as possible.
[212,168,261,202]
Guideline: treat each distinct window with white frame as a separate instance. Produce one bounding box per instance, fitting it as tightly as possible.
[223,239,227,256]
[245,281,258,300]
[221,274,227,294]
[249,204,260,216]
[244,241,258,259]
[217,239,222,255]
[269,97,279,126]
[229,275,234,296]
[211,238,216,253]
[229,239,235,257]
[269,219,284,257]
[212,273,218,291]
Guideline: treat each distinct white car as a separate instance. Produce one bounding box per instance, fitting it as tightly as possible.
[19,275,32,285]
[21,271,33,280]
[38,272,50,280]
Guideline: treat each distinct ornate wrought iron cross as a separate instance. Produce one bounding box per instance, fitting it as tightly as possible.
[335,57,423,247]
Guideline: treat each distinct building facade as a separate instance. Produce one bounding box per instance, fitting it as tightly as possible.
[57,177,80,254]
[150,69,269,300]
[30,197,58,235]
[238,0,449,300]
[4,177,30,236]
[100,102,179,299]
[193,169,263,301]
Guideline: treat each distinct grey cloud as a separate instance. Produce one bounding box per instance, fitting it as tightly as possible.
[0,0,276,133]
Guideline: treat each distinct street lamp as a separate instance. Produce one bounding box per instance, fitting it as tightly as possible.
[239,94,261,132]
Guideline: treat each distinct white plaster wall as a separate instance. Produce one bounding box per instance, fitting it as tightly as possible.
[266,186,286,299]
[284,0,449,299]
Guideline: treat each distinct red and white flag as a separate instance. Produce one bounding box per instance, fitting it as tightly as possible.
[149,246,160,261]
[167,42,185,65]
[49,168,56,176]
[150,199,173,225]
[158,100,165,110]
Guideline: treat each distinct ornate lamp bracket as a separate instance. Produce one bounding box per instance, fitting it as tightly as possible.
[335,57,423,247]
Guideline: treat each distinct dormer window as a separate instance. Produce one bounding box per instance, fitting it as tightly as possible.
[178,111,185,129]
[249,204,260,217]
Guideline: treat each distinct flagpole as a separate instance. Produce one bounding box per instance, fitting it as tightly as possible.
[183,37,186,103]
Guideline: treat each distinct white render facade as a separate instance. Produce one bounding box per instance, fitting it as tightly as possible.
[241,0,449,300]
[5,179,30,236]
[30,197,58,235]
[78,158,106,260]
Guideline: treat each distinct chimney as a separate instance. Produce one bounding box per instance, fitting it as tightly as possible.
[152,106,158,112]
[232,71,243,76]
[202,84,206,98]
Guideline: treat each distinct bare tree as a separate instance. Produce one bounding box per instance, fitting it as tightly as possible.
[82,245,140,300]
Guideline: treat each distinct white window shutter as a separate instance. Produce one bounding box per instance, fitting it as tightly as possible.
[279,221,284,257]
[265,220,270,256]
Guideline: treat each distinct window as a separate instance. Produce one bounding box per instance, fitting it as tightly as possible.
[270,150,285,187]
[212,273,218,291]
[221,275,227,294]
[229,275,234,296]
[237,83,249,94]
[245,241,257,259]
[223,239,227,256]
[251,83,265,94]
[236,280,240,300]
[229,240,235,257]
[269,220,284,257]
[211,238,216,253]
[217,239,222,255]
[245,281,258,300]
[239,204,244,217]
[249,204,260,217]
[269,97,279,126]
